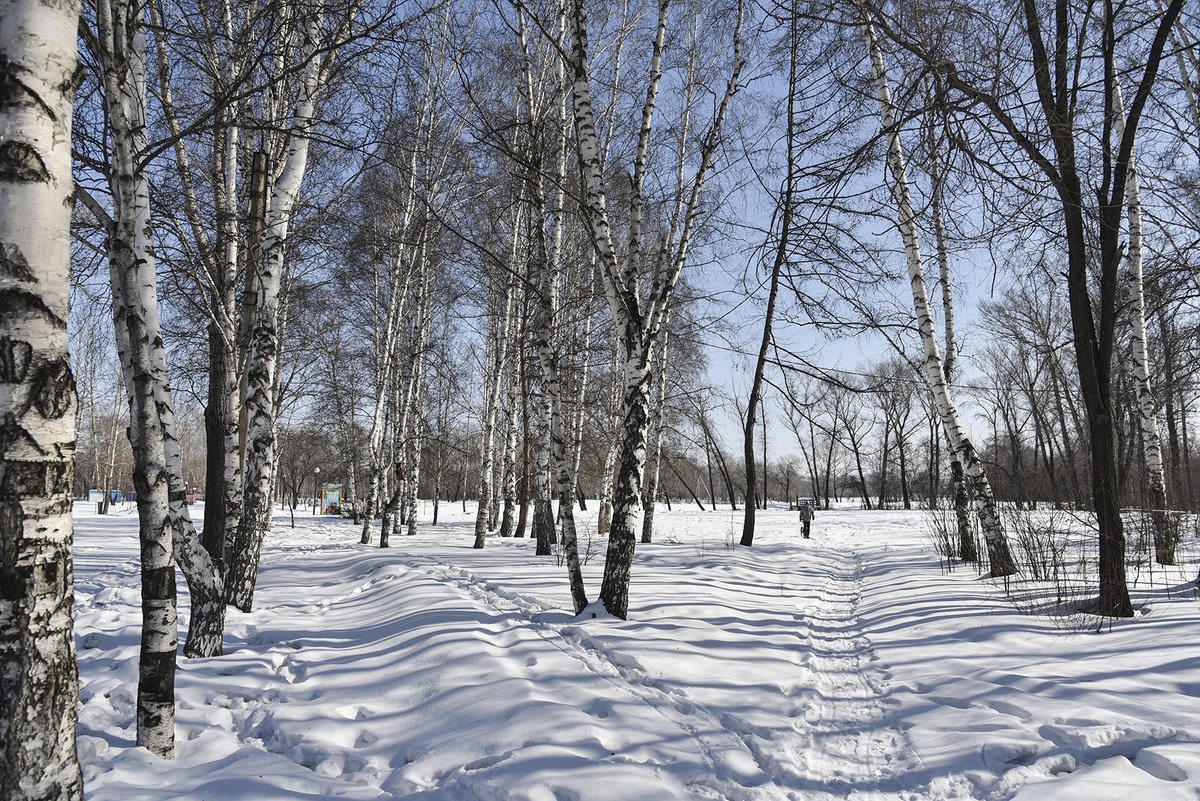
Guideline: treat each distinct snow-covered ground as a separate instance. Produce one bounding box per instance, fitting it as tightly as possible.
[71,500,1200,800]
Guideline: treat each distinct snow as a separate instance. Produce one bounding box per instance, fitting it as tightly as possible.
[72,501,1200,800]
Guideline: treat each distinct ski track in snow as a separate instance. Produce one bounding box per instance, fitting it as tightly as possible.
[406,554,784,801]
[194,539,931,801]
[400,540,931,801]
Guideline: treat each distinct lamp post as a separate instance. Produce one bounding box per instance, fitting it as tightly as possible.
[313,466,321,515]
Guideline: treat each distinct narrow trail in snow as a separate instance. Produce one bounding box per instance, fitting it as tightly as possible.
[406,535,934,801]
[406,555,789,801]
[788,529,930,800]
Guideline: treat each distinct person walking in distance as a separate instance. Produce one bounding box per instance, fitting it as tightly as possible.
[799,501,815,539]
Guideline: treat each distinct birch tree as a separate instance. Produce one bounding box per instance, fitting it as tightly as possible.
[83,0,227,754]
[641,323,669,543]
[868,0,1185,612]
[144,0,266,579]
[359,126,437,545]
[508,0,591,606]
[567,0,744,617]
[229,0,365,609]
[1112,76,1173,563]
[919,80,976,561]
[72,311,126,514]
[0,0,85,788]
[473,223,519,549]
[853,1,1017,576]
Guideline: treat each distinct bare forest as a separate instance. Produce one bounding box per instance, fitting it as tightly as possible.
[3,0,1199,794]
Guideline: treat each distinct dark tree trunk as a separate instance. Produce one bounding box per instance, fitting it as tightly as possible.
[667,458,707,510]
[202,323,226,565]
[878,422,890,508]
[741,17,794,546]
[952,460,977,562]
[515,359,531,538]
[598,363,653,619]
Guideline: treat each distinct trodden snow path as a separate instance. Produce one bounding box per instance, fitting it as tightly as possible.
[788,538,927,800]
[72,502,1200,801]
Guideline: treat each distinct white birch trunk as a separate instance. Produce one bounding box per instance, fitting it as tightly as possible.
[360,156,423,544]
[97,0,176,758]
[926,118,975,561]
[380,361,416,547]
[230,11,325,609]
[473,221,520,549]
[1113,77,1172,562]
[567,279,595,511]
[596,338,622,538]
[532,227,588,611]
[0,0,84,788]
[97,0,228,751]
[499,372,520,537]
[405,270,434,538]
[855,4,1016,576]
[147,0,244,567]
[531,351,558,555]
[568,0,744,616]
[641,324,670,543]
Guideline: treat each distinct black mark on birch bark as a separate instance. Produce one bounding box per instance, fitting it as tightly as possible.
[0,55,59,120]
[0,242,35,281]
[0,337,33,382]
[32,358,74,419]
[0,140,51,182]
[0,288,65,328]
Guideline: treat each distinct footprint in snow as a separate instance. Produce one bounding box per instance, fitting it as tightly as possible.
[336,704,374,720]
[464,752,514,772]
[272,654,307,684]
[583,698,612,719]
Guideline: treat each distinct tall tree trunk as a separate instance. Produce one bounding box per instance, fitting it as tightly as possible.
[567,261,596,512]
[202,326,227,561]
[856,4,1016,575]
[596,338,621,538]
[740,46,791,544]
[358,167,421,544]
[514,348,531,538]
[877,420,891,508]
[499,374,519,537]
[0,0,84,787]
[642,324,670,543]
[229,13,326,609]
[898,426,911,509]
[92,0,227,759]
[1113,77,1172,563]
[568,0,743,616]
[474,248,517,549]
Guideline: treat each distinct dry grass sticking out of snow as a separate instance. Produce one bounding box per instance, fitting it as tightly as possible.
[923,504,1200,631]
